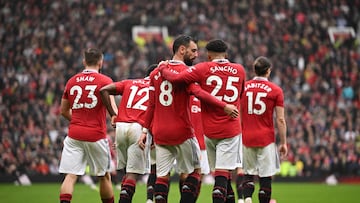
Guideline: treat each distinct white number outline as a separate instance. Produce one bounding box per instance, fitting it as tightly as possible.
[159,80,173,106]
[70,85,98,109]
[126,85,149,111]
[246,91,267,115]
[206,75,239,102]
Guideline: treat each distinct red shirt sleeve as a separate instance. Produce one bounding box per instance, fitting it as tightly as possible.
[188,83,226,109]
[161,65,198,84]
[143,78,155,130]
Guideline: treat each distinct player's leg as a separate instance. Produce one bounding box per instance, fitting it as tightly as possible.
[154,145,175,203]
[242,175,255,203]
[99,172,115,203]
[119,122,148,203]
[146,164,156,203]
[179,172,188,194]
[242,144,259,203]
[88,138,115,203]
[211,136,241,203]
[236,168,245,203]
[235,135,245,203]
[198,149,211,199]
[59,137,85,203]
[257,143,280,203]
[205,137,227,203]
[226,172,235,203]
[177,138,202,203]
[60,174,78,203]
[258,177,272,203]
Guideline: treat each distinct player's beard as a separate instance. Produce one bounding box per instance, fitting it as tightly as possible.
[184,55,194,66]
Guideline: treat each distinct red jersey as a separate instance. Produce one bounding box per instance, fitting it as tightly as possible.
[62,69,113,142]
[114,78,150,126]
[190,96,206,150]
[144,60,227,145]
[162,59,246,139]
[241,77,284,147]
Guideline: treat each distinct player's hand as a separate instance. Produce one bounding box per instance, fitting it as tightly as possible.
[112,143,117,150]
[158,61,169,72]
[158,60,169,67]
[138,132,147,150]
[278,143,288,160]
[111,115,116,128]
[224,104,239,118]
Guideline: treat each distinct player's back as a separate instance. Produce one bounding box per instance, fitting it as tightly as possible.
[64,70,112,141]
[149,61,194,145]
[241,77,284,146]
[194,59,246,139]
[114,78,150,126]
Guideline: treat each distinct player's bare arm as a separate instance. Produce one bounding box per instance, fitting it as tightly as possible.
[223,104,239,118]
[138,131,147,150]
[275,105,288,159]
[100,84,118,127]
[60,98,72,121]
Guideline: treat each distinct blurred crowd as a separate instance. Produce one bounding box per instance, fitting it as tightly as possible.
[1,0,359,180]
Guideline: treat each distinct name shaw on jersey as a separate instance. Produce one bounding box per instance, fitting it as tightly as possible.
[210,65,238,74]
[76,75,95,83]
[245,82,272,92]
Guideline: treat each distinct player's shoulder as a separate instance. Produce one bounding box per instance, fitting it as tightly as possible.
[98,73,113,82]
[268,81,283,92]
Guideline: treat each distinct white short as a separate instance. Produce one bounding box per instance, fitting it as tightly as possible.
[205,134,242,171]
[236,134,243,168]
[115,122,147,174]
[199,150,210,175]
[155,137,201,177]
[144,132,155,173]
[59,136,111,176]
[243,143,280,177]
[150,148,156,165]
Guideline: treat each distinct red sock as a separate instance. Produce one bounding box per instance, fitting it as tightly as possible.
[60,193,72,203]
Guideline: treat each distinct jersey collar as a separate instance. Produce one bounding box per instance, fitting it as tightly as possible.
[169,60,186,65]
[83,69,99,73]
[253,76,268,81]
[212,59,229,63]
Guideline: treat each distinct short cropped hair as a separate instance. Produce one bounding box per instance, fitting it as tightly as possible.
[205,39,228,53]
[172,35,195,54]
[84,48,103,66]
[254,56,272,76]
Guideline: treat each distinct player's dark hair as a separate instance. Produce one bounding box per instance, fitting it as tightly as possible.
[84,48,103,66]
[172,35,195,54]
[146,64,158,76]
[254,56,271,76]
[205,39,228,53]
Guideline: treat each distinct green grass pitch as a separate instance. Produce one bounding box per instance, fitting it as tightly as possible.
[0,182,358,202]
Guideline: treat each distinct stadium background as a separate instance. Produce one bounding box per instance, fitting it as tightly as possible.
[0,0,359,185]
